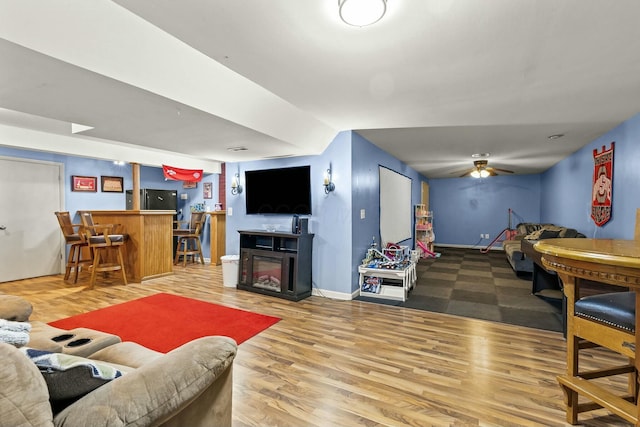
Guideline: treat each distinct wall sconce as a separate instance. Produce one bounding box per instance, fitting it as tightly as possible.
[323,168,335,194]
[231,172,243,195]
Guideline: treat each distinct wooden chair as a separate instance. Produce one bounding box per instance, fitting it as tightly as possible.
[54,212,92,283]
[79,211,128,289]
[559,281,637,424]
[174,212,206,266]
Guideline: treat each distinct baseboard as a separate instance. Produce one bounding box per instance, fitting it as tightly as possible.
[312,288,357,300]
[435,243,504,251]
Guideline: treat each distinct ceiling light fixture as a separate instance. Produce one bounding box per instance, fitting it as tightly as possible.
[471,152,491,158]
[471,168,490,179]
[547,134,564,140]
[338,0,387,27]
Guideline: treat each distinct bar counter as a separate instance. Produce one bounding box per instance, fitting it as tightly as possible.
[81,210,175,282]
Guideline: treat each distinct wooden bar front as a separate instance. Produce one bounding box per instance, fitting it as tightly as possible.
[84,210,174,282]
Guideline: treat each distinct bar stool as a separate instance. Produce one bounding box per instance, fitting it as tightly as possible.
[79,212,128,289]
[559,290,637,424]
[54,212,92,283]
[174,212,205,266]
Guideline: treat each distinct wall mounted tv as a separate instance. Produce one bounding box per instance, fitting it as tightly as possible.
[245,166,312,215]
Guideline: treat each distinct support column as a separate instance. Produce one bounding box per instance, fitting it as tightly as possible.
[131,162,141,210]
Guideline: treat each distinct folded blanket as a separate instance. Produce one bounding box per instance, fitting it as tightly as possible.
[21,348,124,380]
[0,318,31,333]
[0,329,29,346]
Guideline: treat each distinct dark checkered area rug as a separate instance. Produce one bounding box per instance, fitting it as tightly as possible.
[359,246,563,332]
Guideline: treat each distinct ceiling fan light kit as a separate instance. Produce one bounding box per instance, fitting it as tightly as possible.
[338,0,387,27]
[456,160,514,178]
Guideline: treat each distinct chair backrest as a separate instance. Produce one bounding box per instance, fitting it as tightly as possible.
[190,212,206,235]
[54,212,75,238]
[79,211,98,236]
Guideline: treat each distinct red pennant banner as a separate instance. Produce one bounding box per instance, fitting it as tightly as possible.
[162,165,203,182]
[591,142,614,227]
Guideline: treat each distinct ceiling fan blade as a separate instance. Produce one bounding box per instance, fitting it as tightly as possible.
[450,168,473,176]
[489,167,514,174]
[459,171,473,177]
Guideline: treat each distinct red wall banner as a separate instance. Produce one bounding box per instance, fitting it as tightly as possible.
[591,142,614,226]
[162,165,203,182]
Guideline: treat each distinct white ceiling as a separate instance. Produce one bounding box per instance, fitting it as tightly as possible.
[1,1,639,177]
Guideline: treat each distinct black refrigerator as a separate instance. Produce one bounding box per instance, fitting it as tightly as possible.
[126,189,178,212]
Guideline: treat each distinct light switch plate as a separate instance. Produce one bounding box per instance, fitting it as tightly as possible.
[360,209,366,219]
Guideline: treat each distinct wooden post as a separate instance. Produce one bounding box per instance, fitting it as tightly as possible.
[131,162,141,210]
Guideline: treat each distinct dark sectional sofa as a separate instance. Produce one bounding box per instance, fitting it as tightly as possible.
[503,223,585,274]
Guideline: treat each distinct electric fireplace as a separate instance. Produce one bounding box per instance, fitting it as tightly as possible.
[238,230,313,301]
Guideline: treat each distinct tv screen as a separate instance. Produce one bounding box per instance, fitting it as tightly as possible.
[245,166,312,215]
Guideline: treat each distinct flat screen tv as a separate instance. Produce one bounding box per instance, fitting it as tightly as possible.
[245,166,312,215]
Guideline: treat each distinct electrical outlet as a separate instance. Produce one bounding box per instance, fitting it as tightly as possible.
[485,234,490,239]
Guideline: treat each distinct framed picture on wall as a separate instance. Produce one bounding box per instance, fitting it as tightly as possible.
[183,181,197,189]
[101,176,124,193]
[71,175,97,192]
[203,182,212,199]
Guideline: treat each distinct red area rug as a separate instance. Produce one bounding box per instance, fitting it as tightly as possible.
[48,293,280,352]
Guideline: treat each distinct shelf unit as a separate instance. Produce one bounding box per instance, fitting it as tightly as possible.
[358,264,416,302]
[415,204,434,253]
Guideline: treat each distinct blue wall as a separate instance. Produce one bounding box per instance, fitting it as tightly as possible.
[0,146,221,258]
[350,131,427,281]
[541,113,640,239]
[225,132,354,295]
[429,174,542,246]
[429,112,640,246]
[226,131,428,296]
[6,111,639,296]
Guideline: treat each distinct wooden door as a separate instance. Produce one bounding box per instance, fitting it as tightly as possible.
[0,157,64,282]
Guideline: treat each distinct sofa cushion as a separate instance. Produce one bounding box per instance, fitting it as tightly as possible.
[558,228,579,238]
[0,342,54,427]
[538,229,561,239]
[53,336,237,427]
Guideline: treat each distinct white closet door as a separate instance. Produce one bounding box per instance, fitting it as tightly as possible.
[0,157,64,282]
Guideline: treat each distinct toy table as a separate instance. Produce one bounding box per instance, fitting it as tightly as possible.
[358,262,416,302]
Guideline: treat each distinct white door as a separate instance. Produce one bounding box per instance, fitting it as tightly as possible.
[0,157,64,282]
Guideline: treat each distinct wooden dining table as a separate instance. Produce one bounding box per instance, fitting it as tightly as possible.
[535,237,640,425]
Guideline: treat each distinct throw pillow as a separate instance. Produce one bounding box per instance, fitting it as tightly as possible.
[42,365,112,401]
[20,348,124,403]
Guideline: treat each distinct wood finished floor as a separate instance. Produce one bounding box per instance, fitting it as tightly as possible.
[2,264,633,427]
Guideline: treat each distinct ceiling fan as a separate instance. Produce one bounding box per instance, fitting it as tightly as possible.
[455,160,514,178]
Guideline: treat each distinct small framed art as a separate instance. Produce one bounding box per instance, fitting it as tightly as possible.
[71,175,97,192]
[101,176,124,193]
[183,181,197,189]
[203,182,212,199]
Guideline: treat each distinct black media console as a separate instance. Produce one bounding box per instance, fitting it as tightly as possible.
[237,230,313,301]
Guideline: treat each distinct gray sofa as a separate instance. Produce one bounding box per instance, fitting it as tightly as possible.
[0,295,238,427]
[503,223,585,274]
